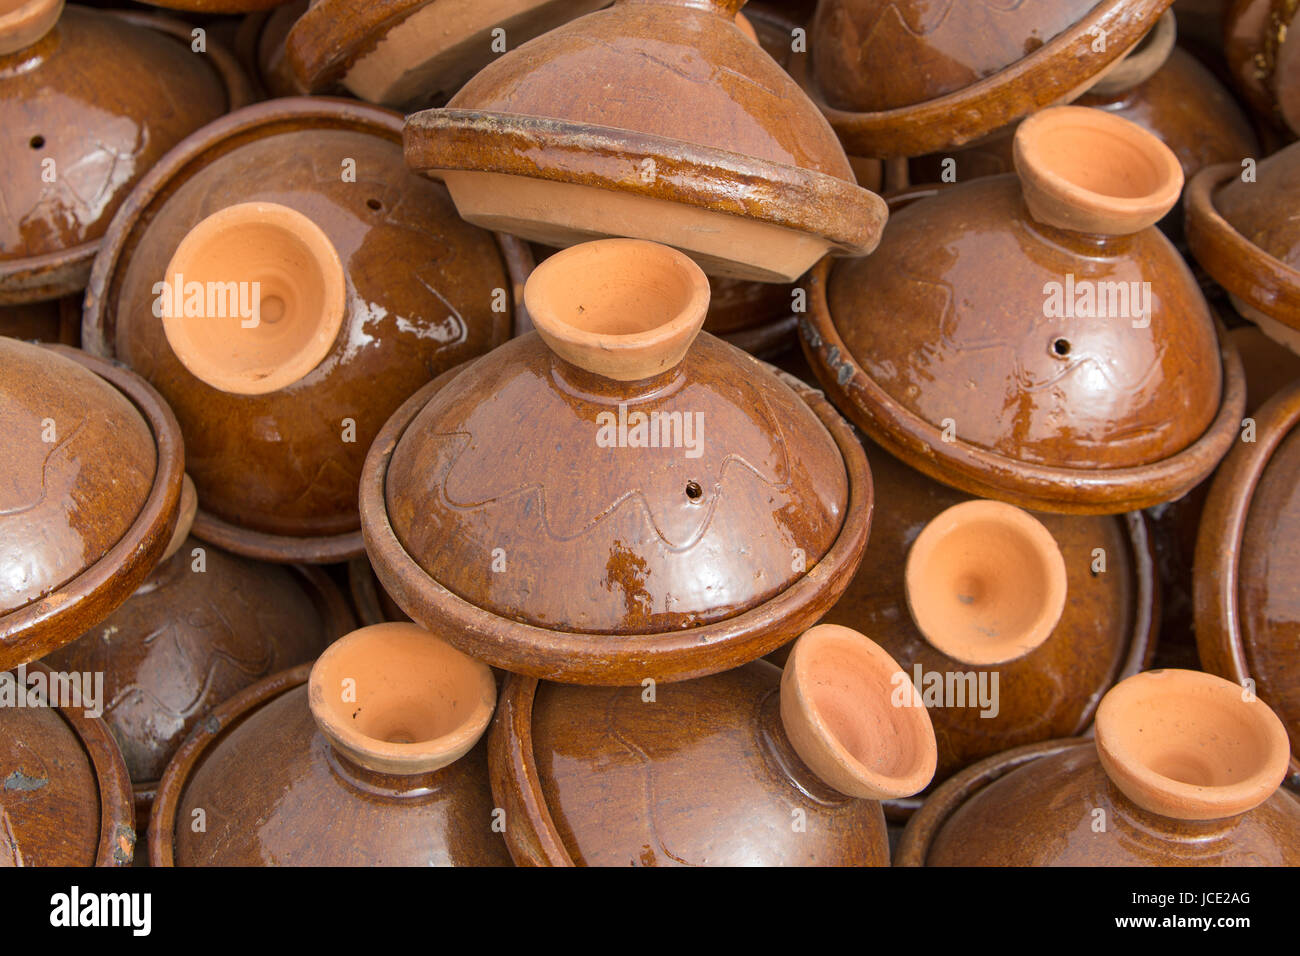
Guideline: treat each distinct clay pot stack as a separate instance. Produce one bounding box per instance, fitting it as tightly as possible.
[2,0,1298,870]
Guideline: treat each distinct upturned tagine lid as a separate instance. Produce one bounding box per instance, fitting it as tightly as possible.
[0,0,252,305]
[0,662,136,866]
[801,106,1245,514]
[83,97,524,565]
[361,239,873,685]
[402,0,887,283]
[0,339,184,671]
[491,624,936,865]
[150,623,512,866]
[286,0,607,110]
[897,670,1300,866]
[801,0,1174,158]
[1186,141,1300,353]
[1195,378,1300,789]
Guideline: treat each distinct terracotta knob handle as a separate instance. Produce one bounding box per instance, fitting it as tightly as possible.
[1095,669,1291,821]
[308,623,497,777]
[160,202,346,396]
[779,624,938,800]
[524,238,710,382]
[0,0,62,56]
[1085,8,1176,97]
[1013,106,1183,235]
[159,473,198,565]
[904,500,1067,667]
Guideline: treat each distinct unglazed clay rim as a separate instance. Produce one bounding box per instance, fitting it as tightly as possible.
[0,0,62,56]
[403,110,888,257]
[903,500,1068,666]
[150,663,310,867]
[0,346,184,672]
[1194,378,1300,789]
[1013,106,1184,235]
[159,473,199,564]
[1094,668,1291,819]
[801,256,1247,515]
[1185,160,1300,330]
[894,737,1088,866]
[780,623,938,799]
[360,352,874,685]
[800,0,1174,159]
[83,96,527,565]
[1084,7,1176,96]
[0,8,254,305]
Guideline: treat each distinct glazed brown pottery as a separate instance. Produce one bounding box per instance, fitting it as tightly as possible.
[0,339,184,672]
[403,0,887,284]
[1186,141,1300,351]
[802,107,1245,514]
[0,2,252,306]
[361,239,873,685]
[0,662,135,866]
[347,556,411,626]
[134,0,297,13]
[150,623,512,866]
[1195,378,1300,789]
[491,624,936,865]
[1225,0,1300,135]
[286,0,607,110]
[84,97,529,564]
[235,0,310,100]
[0,295,79,345]
[810,436,1154,815]
[803,0,1173,158]
[898,670,1300,865]
[44,508,356,824]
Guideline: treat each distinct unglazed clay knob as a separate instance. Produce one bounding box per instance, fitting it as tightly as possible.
[904,500,1067,667]
[523,239,710,382]
[779,623,937,800]
[1095,669,1291,821]
[1014,106,1184,236]
[160,202,346,395]
[0,0,62,55]
[308,622,496,776]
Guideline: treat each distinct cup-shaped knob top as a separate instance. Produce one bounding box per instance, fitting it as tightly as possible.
[0,0,62,56]
[1014,106,1183,235]
[308,622,497,776]
[904,500,1067,666]
[1095,669,1291,821]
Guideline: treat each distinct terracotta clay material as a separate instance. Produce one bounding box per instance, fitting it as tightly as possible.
[1225,0,1300,135]
[151,625,512,866]
[0,5,252,306]
[0,662,135,866]
[161,202,347,395]
[0,295,80,345]
[801,0,1173,158]
[904,501,1068,667]
[403,0,887,283]
[133,0,295,13]
[287,0,607,110]
[897,734,1300,866]
[348,556,412,626]
[801,112,1246,515]
[490,625,934,865]
[0,340,184,672]
[84,97,528,564]
[1195,378,1300,788]
[235,0,310,99]
[1185,144,1300,346]
[361,239,873,685]
[0,0,61,55]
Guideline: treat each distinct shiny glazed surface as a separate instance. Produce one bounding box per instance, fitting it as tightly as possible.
[385,332,849,634]
[0,337,156,615]
[529,659,890,865]
[1215,140,1300,270]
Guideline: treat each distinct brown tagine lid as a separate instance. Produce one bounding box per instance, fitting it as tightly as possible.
[898,670,1300,865]
[361,239,872,685]
[1225,0,1300,136]
[44,483,356,819]
[801,0,1173,158]
[0,662,135,866]
[1186,140,1300,353]
[0,340,184,671]
[402,0,886,283]
[0,2,251,305]
[286,0,607,110]
[84,97,528,564]
[491,624,936,865]
[811,439,1154,813]
[150,622,511,866]
[133,0,296,13]
[802,106,1245,514]
[1195,378,1300,789]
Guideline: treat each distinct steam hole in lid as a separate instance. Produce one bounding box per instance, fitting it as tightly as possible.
[1053,338,1071,357]
[686,481,703,500]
